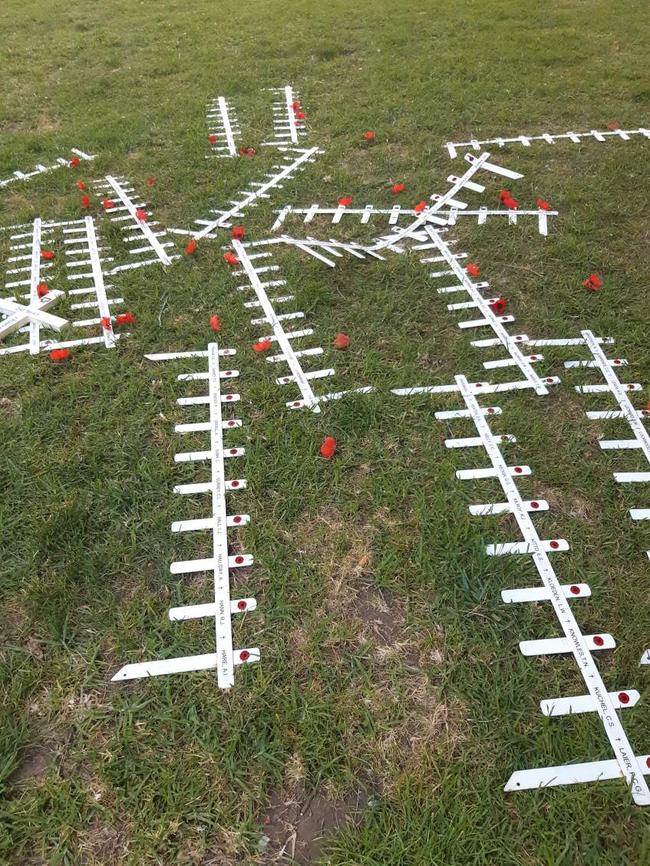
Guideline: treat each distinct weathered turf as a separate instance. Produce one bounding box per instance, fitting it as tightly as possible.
[1,0,649,864]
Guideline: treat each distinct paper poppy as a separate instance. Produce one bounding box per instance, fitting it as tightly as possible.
[466,263,481,277]
[607,121,621,131]
[295,111,305,120]
[319,436,337,459]
[36,282,49,298]
[253,338,272,353]
[185,239,198,255]
[81,195,90,208]
[338,196,353,206]
[333,333,350,350]
[414,201,427,213]
[292,100,301,110]
[583,273,603,292]
[223,251,239,265]
[536,198,551,211]
[498,190,511,204]
[489,297,507,316]
[100,316,112,330]
[238,146,257,157]
[210,315,221,332]
[362,131,375,141]
[502,196,519,210]
[75,180,87,191]
[231,225,245,240]
[69,156,80,168]
[146,176,156,187]
[115,312,136,326]
[391,182,405,194]
[208,133,218,144]
[102,199,115,210]
[50,348,70,362]
[135,208,148,221]
[40,249,55,260]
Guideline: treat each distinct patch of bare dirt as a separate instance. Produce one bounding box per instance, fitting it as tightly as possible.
[79,821,129,865]
[259,786,368,865]
[8,743,54,784]
[0,396,20,418]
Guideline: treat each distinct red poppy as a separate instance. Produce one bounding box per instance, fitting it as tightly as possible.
[319,436,337,459]
[295,111,305,120]
[583,273,603,292]
[499,190,511,204]
[391,182,405,194]
[414,201,427,213]
[210,315,221,332]
[253,338,272,353]
[208,133,218,144]
[115,312,136,326]
[69,156,80,168]
[135,208,148,221]
[102,199,115,210]
[40,249,55,260]
[607,121,621,131]
[502,196,519,210]
[489,297,507,316]
[146,176,156,187]
[231,225,245,240]
[81,195,90,208]
[50,348,70,362]
[338,196,353,206]
[292,100,301,110]
[536,198,551,211]
[223,251,239,265]
[238,147,257,157]
[466,263,481,277]
[100,316,112,330]
[333,333,350,350]
[75,180,87,191]
[362,131,375,141]
[36,282,49,298]
[185,239,198,255]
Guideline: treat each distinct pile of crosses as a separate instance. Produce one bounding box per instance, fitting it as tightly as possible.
[2,89,649,806]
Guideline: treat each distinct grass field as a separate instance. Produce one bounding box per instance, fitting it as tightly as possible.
[1,0,650,863]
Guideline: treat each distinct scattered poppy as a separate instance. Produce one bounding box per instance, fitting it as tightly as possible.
[135,208,148,221]
[414,200,427,213]
[333,333,350,350]
[100,316,112,330]
[185,239,198,255]
[607,121,621,131]
[319,436,337,459]
[253,338,272,353]
[489,297,507,316]
[208,133,218,144]
[115,312,136,326]
[75,180,87,191]
[295,111,305,120]
[583,273,603,292]
[50,348,70,362]
[210,315,221,332]
[536,198,551,211]
[36,282,49,298]
[231,225,245,241]
[40,249,55,260]
[292,100,301,110]
[146,176,156,187]
[338,196,353,206]
[238,146,257,157]
[498,190,511,204]
[466,262,481,277]
[81,195,90,208]
[362,131,375,141]
[69,156,80,168]
[391,182,405,194]
[102,199,115,210]
[502,196,519,210]
[223,251,239,265]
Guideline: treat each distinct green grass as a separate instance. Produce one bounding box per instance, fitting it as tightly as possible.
[1,0,650,863]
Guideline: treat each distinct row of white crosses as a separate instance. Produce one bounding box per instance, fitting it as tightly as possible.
[0,148,95,189]
[445,126,650,158]
[206,96,242,158]
[438,375,650,803]
[112,343,259,686]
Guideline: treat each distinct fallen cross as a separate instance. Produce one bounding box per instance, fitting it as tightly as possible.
[0,148,95,190]
[445,127,650,158]
[206,95,242,158]
[262,84,307,148]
